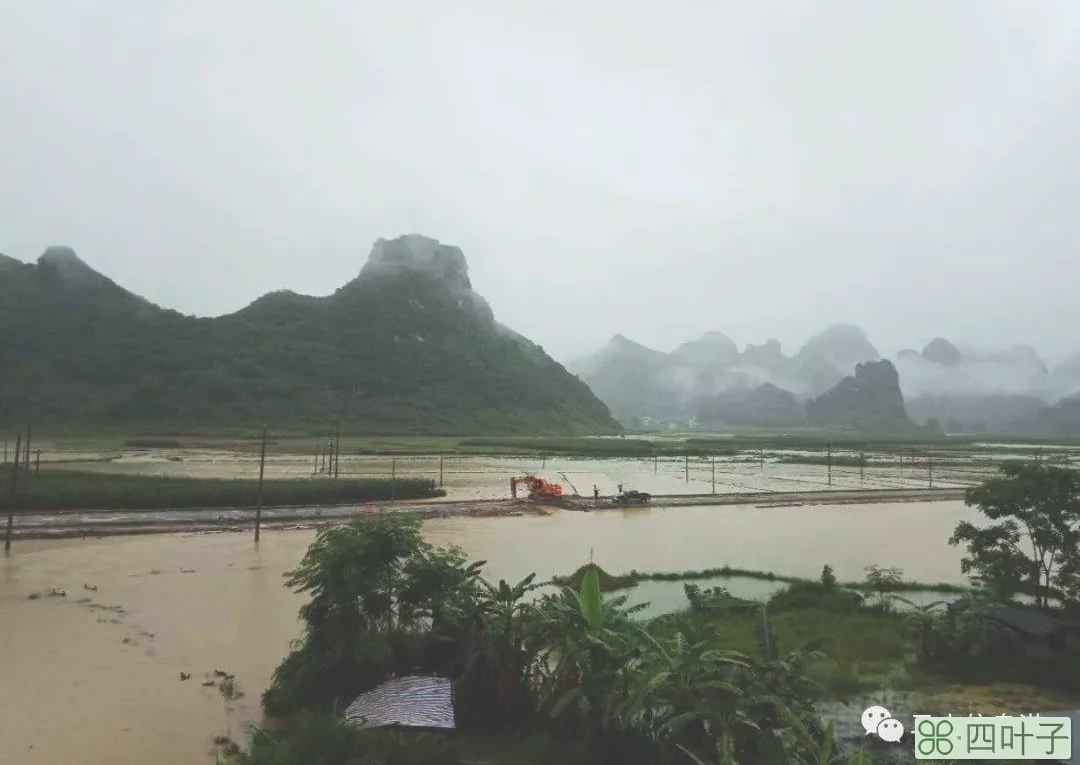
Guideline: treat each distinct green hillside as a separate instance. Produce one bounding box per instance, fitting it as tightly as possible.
[0,238,620,435]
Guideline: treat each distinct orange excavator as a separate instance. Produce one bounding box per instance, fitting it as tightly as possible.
[510,475,563,500]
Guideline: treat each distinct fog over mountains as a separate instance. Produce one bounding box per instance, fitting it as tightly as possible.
[570,325,1080,434]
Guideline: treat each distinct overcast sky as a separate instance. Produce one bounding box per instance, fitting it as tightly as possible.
[3,1,1080,364]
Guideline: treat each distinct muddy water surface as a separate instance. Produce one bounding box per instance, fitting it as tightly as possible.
[1,501,977,765]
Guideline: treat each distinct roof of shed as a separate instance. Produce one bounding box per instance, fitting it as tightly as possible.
[344,675,455,730]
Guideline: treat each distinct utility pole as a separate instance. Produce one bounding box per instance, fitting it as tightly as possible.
[23,422,32,481]
[654,453,658,474]
[826,440,833,487]
[34,449,40,475]
[4,431,22,553]
[390,457,397,501]
[438,454,444,487]
[312,449,319,475]
[333,423,341,480]
[254,425,267,543]
[759,448,764,472]
[319,446,326,476]
[711,458,716,494]
[859,452,865,481]
[928,452,933,489]
[684,454,689,483]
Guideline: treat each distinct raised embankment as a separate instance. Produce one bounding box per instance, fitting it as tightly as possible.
[6,487,967,540]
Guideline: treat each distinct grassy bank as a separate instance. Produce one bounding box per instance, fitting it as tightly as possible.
[553,563,971,596]
[0,466,443,512]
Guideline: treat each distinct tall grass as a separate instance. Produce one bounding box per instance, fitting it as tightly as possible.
[1,466,442,512]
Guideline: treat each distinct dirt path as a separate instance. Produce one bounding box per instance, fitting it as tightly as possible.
[6,488,967,541]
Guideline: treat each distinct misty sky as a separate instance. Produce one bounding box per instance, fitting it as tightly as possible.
[3,1,1080,364]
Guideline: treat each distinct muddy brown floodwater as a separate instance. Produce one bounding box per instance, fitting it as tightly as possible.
[0,501,979,765]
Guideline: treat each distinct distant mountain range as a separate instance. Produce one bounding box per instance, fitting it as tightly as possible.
[0,237,620,435]
[570,325,1080,435]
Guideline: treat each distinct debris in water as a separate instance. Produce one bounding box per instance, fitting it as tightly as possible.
[84,583,98,591]
[201,680,216,687]
[48,588,67,597]
[121,637,135,645]
[180,568,196,574]
[180,672,192,681]
[27,593,40,600]
[75,597,92,604]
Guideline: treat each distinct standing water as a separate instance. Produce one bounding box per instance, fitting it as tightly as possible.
[0,501,977,765]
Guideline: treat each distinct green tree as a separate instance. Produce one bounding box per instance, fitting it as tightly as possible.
[862,565,904,611]
[444,573,541,729]
[950,462,1080,607]
[262,514,481,715]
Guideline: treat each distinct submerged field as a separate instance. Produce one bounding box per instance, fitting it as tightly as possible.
[5,512,1076,765]
[10,432,1072,509]
[3,434,1077,764]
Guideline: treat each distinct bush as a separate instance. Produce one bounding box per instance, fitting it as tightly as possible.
[227,712,466,765]
[768,581,864,614]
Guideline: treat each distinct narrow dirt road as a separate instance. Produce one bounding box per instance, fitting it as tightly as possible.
[7,487,967,540]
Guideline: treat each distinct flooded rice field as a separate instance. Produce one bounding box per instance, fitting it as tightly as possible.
[35,448,1003,501]
[0,499,979,765]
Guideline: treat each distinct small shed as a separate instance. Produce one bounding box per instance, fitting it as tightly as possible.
[947,599,1077,650]
[344,675,456,730]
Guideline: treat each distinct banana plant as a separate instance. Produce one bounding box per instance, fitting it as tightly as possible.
[529,564,645,729]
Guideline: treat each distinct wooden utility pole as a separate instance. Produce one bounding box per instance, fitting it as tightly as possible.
[23,422,32,479]
[928,452,933,489]
[759,448,764,472]
[859,452,865,481]
[826,441,833,487]
[2,439,6,464]
[34,449,40,475]
[438,454,444,487]
[333,423,341,479]
[654,453,658,473]
[684,454,689,483]
[312,449,319,475]
[390,458,397,501]
[4,431,21,553]
[711,458,716,494]
[254,425,267,543]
